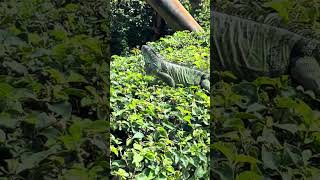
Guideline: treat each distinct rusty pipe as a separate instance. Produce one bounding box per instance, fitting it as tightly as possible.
[145,0,203,32]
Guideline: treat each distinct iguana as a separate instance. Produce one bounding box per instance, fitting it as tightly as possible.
[211,11,320,95]
[145,0,320,94]
[141,45,210,91]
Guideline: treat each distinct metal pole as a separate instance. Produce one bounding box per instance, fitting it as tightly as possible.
[145,0,203,32]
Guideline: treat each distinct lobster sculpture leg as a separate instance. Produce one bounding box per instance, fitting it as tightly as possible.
[145,0,203,32]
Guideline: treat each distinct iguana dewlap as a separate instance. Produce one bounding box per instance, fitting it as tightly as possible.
[211,11,320,95]
[141,45,210,91]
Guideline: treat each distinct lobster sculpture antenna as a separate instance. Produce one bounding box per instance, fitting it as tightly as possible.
[145,0,203,32]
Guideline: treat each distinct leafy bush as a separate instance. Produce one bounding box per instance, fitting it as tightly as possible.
[211,75,320,179]
[0,0,109,179]
[110,0,154,55]
[110,30,210,179]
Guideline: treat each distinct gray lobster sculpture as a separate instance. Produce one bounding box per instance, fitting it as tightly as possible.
[144,0,320,95]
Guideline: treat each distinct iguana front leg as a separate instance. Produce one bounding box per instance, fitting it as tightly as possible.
[156,72,176,87]
[200,79,210,91]
[200,74,210,91]
[291,56,320,95]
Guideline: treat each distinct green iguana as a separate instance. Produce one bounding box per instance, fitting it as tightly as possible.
[211,11,320,95]
[141,45,210,91]
[143,0,320,94]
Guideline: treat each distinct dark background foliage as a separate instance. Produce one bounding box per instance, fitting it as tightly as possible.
[0,0,110,179]
[110,0,210,55]
[110,0,155,55]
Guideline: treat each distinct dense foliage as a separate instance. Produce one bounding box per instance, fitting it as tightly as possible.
[212,0,320,179]
[110,0,210,55]
[0,0,109,179]
[212,75,320,179]
[110,30,210,179]
[110,0,154,55]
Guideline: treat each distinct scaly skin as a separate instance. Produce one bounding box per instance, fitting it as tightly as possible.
[211,11,320,95]
[141,45,210,91]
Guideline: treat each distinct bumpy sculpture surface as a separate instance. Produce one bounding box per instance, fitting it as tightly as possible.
[211,11,320,95]
[141,45,210,91]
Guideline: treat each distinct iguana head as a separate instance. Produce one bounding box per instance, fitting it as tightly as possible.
[141,45,162,74]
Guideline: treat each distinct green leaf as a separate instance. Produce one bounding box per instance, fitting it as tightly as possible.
[47,101,72,119]
[126,138,133,146]
[111,145,119,156]
[144,151,156,161]
[235,155,261,165]
[35,112,55,129]
[132,132,144,140]
[0,113,19,129]
[258,128,281,146]
[213,161,234,180]
[0,129,6,143]
[46,68,66,84]
[180,155,189,168]
[236,171,262,180]
[212,142,236,162]
[60,135,78,150]
[64,3,80,12]
[3,60,27,74]
[69,121,83,140]
[222,118,244,129]
[87,120,107,133]
[283,143,303,166]
[80,97,95,107]
[0,83,14,97]
[273,123,298,134]
[133,152,144,166]
[63,88,87,97]
[31,48,51,58]
[302,150,312,166]
[135,173,148,180]
[246,103,266,113]
[115,168,129,178]
[50,25,67,40]
[253,76,281,88]
[263,0,292,23]
[62,165,91,180]
[16,145,60,173]
[67,72,88,83]
[28,33,42,45]
[195,166,206,177]
[275,97,314,125]
[52,44,67,59]
[261,146,279,170]
[82,37,102,55]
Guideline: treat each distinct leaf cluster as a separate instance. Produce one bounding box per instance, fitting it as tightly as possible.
[212,75,320,179]
[0,0,109,179]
